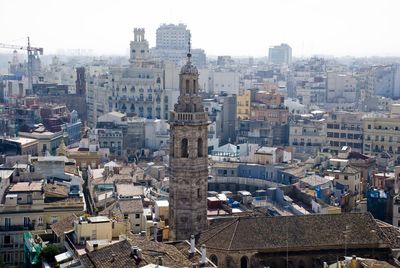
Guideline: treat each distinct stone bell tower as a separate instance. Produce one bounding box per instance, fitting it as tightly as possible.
[169,38,208,241]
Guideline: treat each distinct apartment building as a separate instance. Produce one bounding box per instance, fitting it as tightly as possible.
[0,180,85,267]
[289,113,327,155]
[237,89,251,120]
[326,72,357,103]
[326,111,363,154]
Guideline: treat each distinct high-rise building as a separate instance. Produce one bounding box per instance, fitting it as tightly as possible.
[169,50,208,241]
[156,23,190,50]
[152,24,206,68]
[268,43,292,65]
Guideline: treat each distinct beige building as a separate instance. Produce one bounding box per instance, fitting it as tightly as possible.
[19,129,66,156]
[73,216,112,244]
[0,180,85,267]
[289,114,327,155]
[237,89,251,120]
[326,111,363,154]
[326,165,362,200]
[363,108,400,163]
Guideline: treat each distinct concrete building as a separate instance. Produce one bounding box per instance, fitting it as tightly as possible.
[19,128,66,156]
[219,95,237,145]
[326,72,357,103]
[289,113,327,155]
[0,136,38,156]
[237,89,251,120]
[156,23,190,50]
[151,24,206,68]
[211,71,240,95]
[268,43,292,65]
[87,28,178,127]
[169,52,208,240]
[0,178,85,267]
[326,111,363,154]
[368,64,400,99]
[363,107,400,163]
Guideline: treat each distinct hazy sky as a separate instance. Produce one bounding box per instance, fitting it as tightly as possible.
[1,0,399,57]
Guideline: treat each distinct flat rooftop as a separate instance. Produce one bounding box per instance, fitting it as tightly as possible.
[87,216,110,223]
[5,137,38,145]
[9,181,43,192]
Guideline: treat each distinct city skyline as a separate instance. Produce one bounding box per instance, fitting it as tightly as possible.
[1,0,400,57]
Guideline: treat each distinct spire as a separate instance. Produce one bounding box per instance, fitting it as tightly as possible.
[187,33,192,60]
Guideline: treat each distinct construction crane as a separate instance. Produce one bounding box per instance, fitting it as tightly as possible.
[0,37,44,90]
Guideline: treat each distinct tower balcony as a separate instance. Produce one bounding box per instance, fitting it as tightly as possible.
[170,111,208,125]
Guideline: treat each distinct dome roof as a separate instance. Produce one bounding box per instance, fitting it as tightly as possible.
[180,54,198,75]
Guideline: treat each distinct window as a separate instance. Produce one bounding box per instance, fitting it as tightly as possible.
[344,176,348,180]
[50,216,58,224]
[193,80,196,94]
[210,255,218,266]
[186,79,190,93]
[23,217,30,227]
[135,214,140,219]
[197,138,203,157]
[4,235,10,245]
[197,188,200,198]
[181,138,189,158]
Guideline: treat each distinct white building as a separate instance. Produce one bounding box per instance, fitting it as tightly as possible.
[211,71,240,95]
[87,28,179,127]
[326,72,356,103]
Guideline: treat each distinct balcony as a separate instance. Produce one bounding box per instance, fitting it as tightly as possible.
[0,224,35,232]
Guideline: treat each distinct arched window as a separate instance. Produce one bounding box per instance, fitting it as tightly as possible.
[226,256,233,268]
[210,255,218,266]
[193,79,197,94]
[298,260,305,268]
[240,256,248,268]
[197,138,203,157]
[186,79,190,94]
[181,138,189,158]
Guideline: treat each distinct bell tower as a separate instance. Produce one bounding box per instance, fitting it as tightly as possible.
[169,37,208,241]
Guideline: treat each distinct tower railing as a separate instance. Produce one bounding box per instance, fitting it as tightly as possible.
[170,111,208,124]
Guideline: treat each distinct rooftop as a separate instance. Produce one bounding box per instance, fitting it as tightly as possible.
[80,237,195,268]
[4,136,38,145]
[9,181,43,192]
[300,175,333,187]
[198,213,388,252]
[51,214,78,237]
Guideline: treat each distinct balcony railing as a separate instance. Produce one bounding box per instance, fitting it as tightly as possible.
[0,224,35,232]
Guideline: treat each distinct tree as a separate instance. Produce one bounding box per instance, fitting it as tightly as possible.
[40,244,60,263]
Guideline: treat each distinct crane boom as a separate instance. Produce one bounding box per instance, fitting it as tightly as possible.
[0,43,43,55]
[0,37,44,90]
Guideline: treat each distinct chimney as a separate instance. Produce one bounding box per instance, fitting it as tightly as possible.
[157,256,163,266]
[200,244,206,265]
[153,223,158,241]
[189,235,195,256]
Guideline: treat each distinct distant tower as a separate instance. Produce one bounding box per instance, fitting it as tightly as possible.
[169,38,209,241]
[76,67,86,96]
[129,28,149,63]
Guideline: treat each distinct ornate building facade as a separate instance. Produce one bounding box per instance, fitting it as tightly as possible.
[169,49,208,241]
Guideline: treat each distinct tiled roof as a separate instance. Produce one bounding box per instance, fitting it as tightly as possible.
[80,237,195,268]
[51,214,78,237]
[99,199,144,221]
[198,213,390,252]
